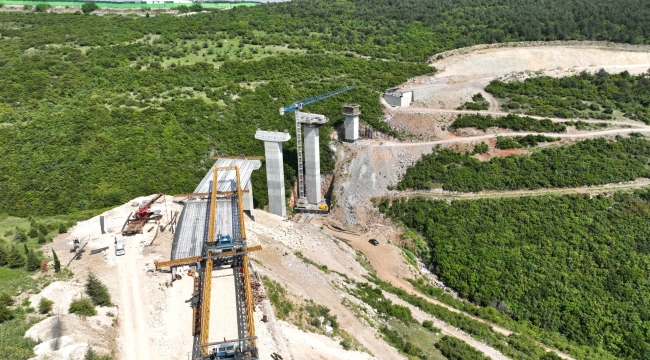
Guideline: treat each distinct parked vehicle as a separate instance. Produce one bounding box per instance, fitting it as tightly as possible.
[115,243,125,256]
[369,239,379,246]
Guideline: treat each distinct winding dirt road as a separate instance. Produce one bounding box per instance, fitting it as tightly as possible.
[398,107,649,128]
[384,127,650,148]
[394,179,650,200]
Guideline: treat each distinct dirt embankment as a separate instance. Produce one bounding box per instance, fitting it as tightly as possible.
[26,195,192,360]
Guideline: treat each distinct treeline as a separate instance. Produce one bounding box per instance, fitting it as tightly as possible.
[450,114,567,132]
[396,136,650,192]
[486,70,650,122]
[0,0,649,62]
[384,191,650,359]
[496,135,560,149]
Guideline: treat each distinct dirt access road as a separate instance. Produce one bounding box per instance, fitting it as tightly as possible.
[115,243,152,360]
[394,178,650,200]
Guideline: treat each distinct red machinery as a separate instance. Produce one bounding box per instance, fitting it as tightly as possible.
[122,193,164,235]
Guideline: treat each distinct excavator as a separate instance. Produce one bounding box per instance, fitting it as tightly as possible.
[122,193,164,235]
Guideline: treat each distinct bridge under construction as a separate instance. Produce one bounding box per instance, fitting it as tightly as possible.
[155,158,262,360]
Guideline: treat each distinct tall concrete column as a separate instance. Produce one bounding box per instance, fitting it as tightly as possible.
[255,130,291,218]
[303,125,321,204]
[343,104,360,142]
[243,180,254,220]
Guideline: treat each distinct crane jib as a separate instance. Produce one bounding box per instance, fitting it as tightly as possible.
[279,85,355,115]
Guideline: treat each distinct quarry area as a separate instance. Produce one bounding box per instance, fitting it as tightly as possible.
[21,42,650,360]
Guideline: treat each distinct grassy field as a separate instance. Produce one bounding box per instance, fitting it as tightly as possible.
[388,318,447,360]
[158,37,305,68]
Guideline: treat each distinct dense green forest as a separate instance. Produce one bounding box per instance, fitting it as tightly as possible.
[0,0,648,215]
[0,9,432,215]
[396,137,650,191]
[384,192,650,359]
[487,70,650,122]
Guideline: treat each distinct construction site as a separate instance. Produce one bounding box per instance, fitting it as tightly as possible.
[21,42,650,360]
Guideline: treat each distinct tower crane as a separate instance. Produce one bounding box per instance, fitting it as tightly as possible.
[279,86,355,206]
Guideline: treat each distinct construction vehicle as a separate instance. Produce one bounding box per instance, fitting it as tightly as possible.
[213,343,237,359]
[68,238,81,253]
[216,234,233,249]
[122,193,164,235]
[280,86,355,209]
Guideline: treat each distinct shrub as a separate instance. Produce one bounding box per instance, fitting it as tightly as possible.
[34,3,51,12]
[38,297,53,314]
[69,298,96,316]
[0,304,13,323]
[85,273,112,306]
[85,347,111,360]
[7,246,25,268]
[422,320,439,332]
[81,2,98,14]
[28,228,38,238]
[13,228,27,242]
[26,250,41,271]
[472,142,489,154]
[435,335,490,360]
[540,352,564,360]
[0,246,6,266]
[57,222,68,234]
[0,292,13,307]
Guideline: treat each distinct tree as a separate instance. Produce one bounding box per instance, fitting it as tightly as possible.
[38,297,53,314]
[26,250,40,271]
[13,227,26,242]
[85,273,112,306]
[81,2,98,14]
[69,298,96,316]
[37,234,46,244]
[0,246,6,266]
[53,250,61,273]
[28,227,39,239]
[6,246,25,268]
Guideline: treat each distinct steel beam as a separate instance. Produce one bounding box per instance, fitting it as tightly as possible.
[242,254,256,350]
[200,253,213,352]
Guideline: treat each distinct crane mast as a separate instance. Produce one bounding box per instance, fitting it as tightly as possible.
[280,86,355,205]
[295,116,305,200]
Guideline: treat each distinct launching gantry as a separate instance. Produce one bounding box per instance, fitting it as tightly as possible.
[157,162,262,360]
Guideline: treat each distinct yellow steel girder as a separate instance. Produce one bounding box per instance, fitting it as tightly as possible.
[242,254,256,349]
[200,253,213,352]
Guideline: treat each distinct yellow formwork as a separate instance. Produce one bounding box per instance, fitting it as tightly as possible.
[242,254,256,349]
